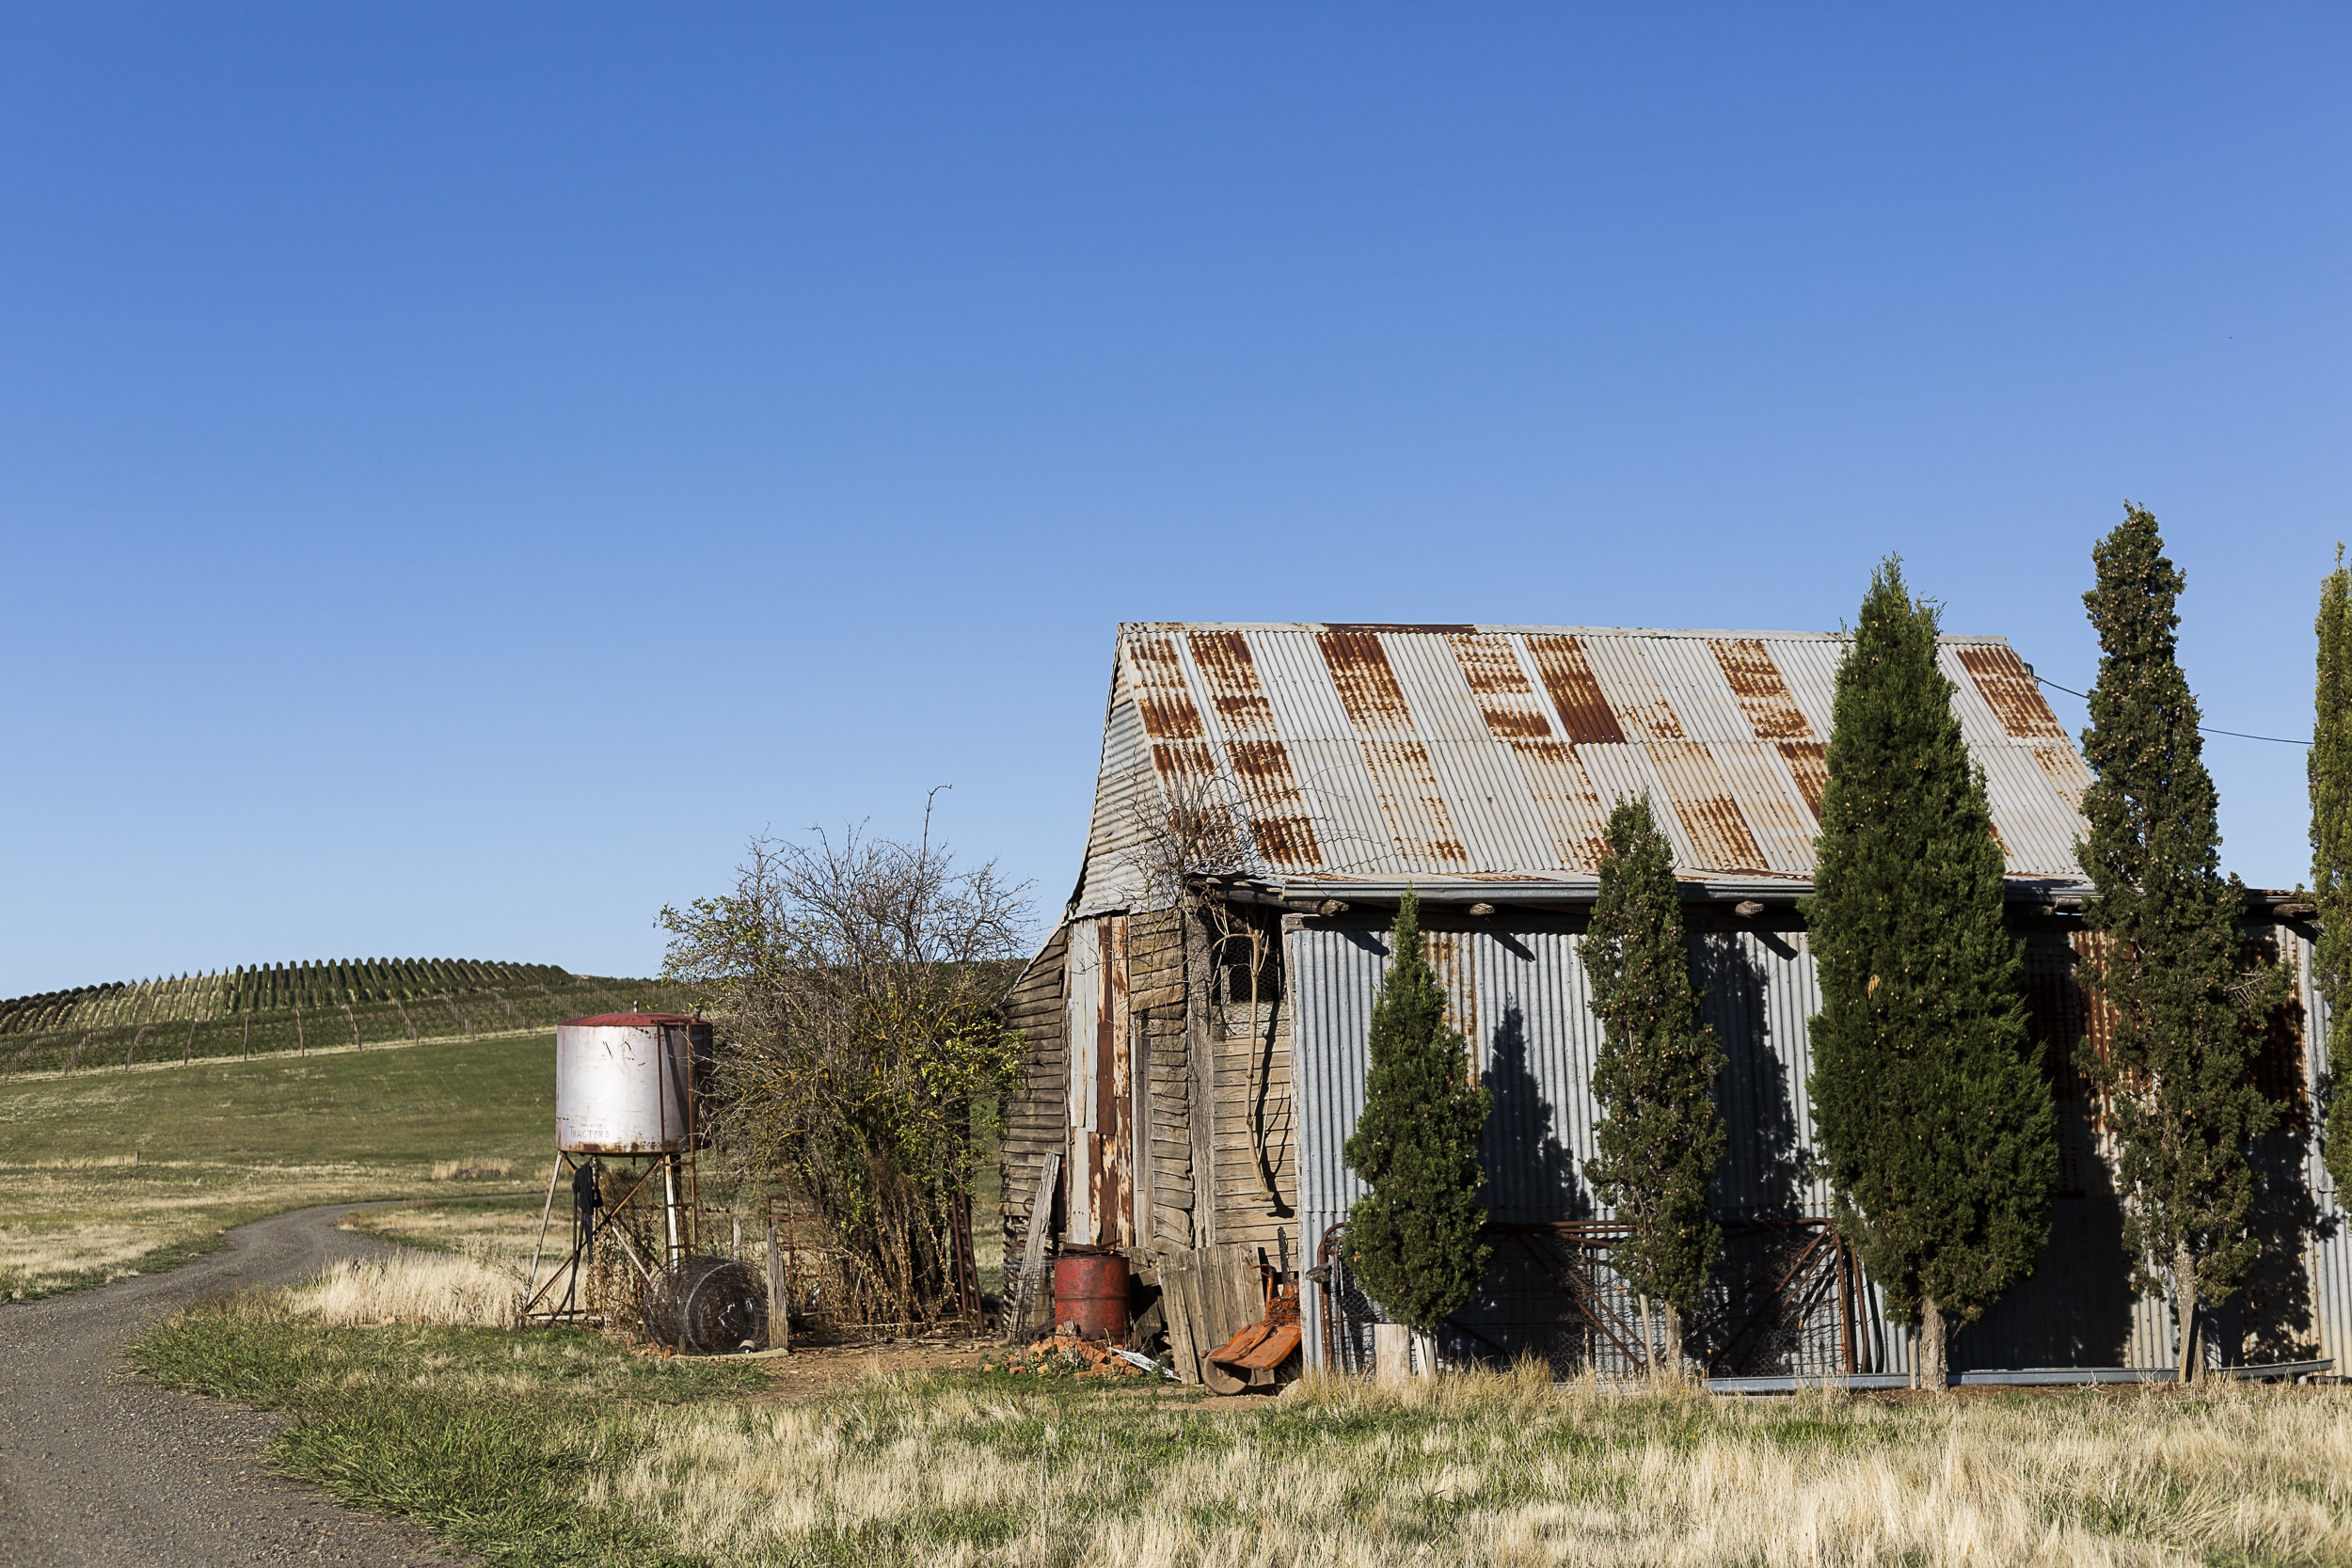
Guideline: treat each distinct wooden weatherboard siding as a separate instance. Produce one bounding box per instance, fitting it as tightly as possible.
[999,925,1068,1289]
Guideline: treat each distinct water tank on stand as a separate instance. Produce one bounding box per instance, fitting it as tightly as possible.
[555,1013,711,1153]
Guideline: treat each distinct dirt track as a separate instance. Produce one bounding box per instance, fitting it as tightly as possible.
[0,1204,469,1567]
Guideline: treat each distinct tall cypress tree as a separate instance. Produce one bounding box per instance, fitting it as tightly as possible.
[1344,892,1492,1338]
[2316,548,2352,1204]
[1807,558,2056,1391]
[1582,797,1726,1379]
[2080,504,2284,1383]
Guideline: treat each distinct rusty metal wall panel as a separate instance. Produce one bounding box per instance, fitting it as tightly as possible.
[1292,913,2347,1379]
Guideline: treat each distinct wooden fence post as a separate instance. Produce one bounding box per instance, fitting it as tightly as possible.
[765,1220,789,1354]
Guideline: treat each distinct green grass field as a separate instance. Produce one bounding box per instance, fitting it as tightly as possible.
[0,1031,553,1299]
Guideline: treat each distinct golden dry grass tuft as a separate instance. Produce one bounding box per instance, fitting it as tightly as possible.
[586,1365,2352,1567]
[293,1250,524,1327]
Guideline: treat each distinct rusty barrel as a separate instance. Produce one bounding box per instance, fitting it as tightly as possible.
[1051,1248,1129,1341]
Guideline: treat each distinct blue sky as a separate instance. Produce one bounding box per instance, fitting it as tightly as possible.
[3,5,2344,996]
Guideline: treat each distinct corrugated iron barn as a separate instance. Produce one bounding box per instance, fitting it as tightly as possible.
[1000,622,2344,1384]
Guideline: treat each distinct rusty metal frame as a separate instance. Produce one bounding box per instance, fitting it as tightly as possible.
[1316,1216,1862,1379]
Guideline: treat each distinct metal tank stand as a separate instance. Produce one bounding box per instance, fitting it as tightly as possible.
[516,1150,693,1326]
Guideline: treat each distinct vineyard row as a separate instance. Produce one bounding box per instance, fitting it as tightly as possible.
[0,976,699,1079]
[0,958,586,1037]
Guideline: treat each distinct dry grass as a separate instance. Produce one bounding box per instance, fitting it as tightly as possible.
[0,1033,546,1300]
[0,1159,425,1299]
[340,1196,550,1268]
[292,1251,525,1327]
[430,1157,515,1180]
[586,1365,2352,1566]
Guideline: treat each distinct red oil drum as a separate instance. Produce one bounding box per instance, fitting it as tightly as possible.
[1051,1249,1130,1341]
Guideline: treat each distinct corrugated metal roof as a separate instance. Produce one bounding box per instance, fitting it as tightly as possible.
[1101,623,2093,894]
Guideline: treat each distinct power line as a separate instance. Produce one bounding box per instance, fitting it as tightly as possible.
[2030,674,2309,747]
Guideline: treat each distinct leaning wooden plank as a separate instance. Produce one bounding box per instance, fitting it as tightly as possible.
[1161,1252,1200,1385]
[1003,1150,1060,1341]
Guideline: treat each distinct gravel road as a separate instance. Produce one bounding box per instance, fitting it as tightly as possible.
[0,1204,472,1567]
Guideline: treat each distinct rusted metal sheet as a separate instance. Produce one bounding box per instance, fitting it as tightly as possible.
[1449,633,1610,870]
[1104,625,2093,897]
[1776,740,1829,819]
[1710,638,1819,742]
[1185,631,1325,869]
[1956,644,2068,740]
[1125,629,1208,742]
[1646,741,1768,872]
[1524,634,1628,745]
[1315,629,1472,868]
[1067,915,1134,1249]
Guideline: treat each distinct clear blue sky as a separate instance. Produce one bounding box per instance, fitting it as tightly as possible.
[4,6,2344,997]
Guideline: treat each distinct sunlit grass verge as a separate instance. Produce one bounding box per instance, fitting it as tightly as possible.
[294,1251,524,1327]
[132,1297,2352,1568]
[131,1291,767,1567]
[608,1367,2352,1568]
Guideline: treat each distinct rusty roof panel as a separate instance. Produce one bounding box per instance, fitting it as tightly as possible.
[1314,631,1472,868]
[1184,630,1325,870]
[1124,630,1207,742]
[1957,644,2067,740]
[1243,629,1402,877]
[1505,736,1611,871]
[2031,743,2092,815]
[1524,634,1628,745]
[1385,634,1554,868]
[1576,741,1696,866]
[1710,639,1819,742]
[1646,637,1757,743]
[1776,740,1829,820]
[1443,632,1610,871]
[1316,627,1418,736]
[1579,636,1691,742]
[1709,741,1819,875]
[1104,625,2090,892]
[1647,740,1769,873]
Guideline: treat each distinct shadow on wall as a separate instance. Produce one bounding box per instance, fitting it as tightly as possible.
[1956,933,2136,1370]
[1480,1000,1586,1225]
[1698,932,1807,1221]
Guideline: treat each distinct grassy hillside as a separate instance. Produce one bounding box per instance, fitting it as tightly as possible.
[0,958,694,1077]
[0,1029,557,1300]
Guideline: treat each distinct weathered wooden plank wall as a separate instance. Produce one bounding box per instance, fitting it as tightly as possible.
[998,925,1068,1291]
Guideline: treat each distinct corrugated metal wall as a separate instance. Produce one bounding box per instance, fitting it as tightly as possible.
[1295,917,2339,1377]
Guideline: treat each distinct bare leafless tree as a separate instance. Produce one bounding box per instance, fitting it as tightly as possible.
[660,794,1032,1328]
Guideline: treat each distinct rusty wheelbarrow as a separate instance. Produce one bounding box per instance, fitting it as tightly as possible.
[1201,1276,1303,1394]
